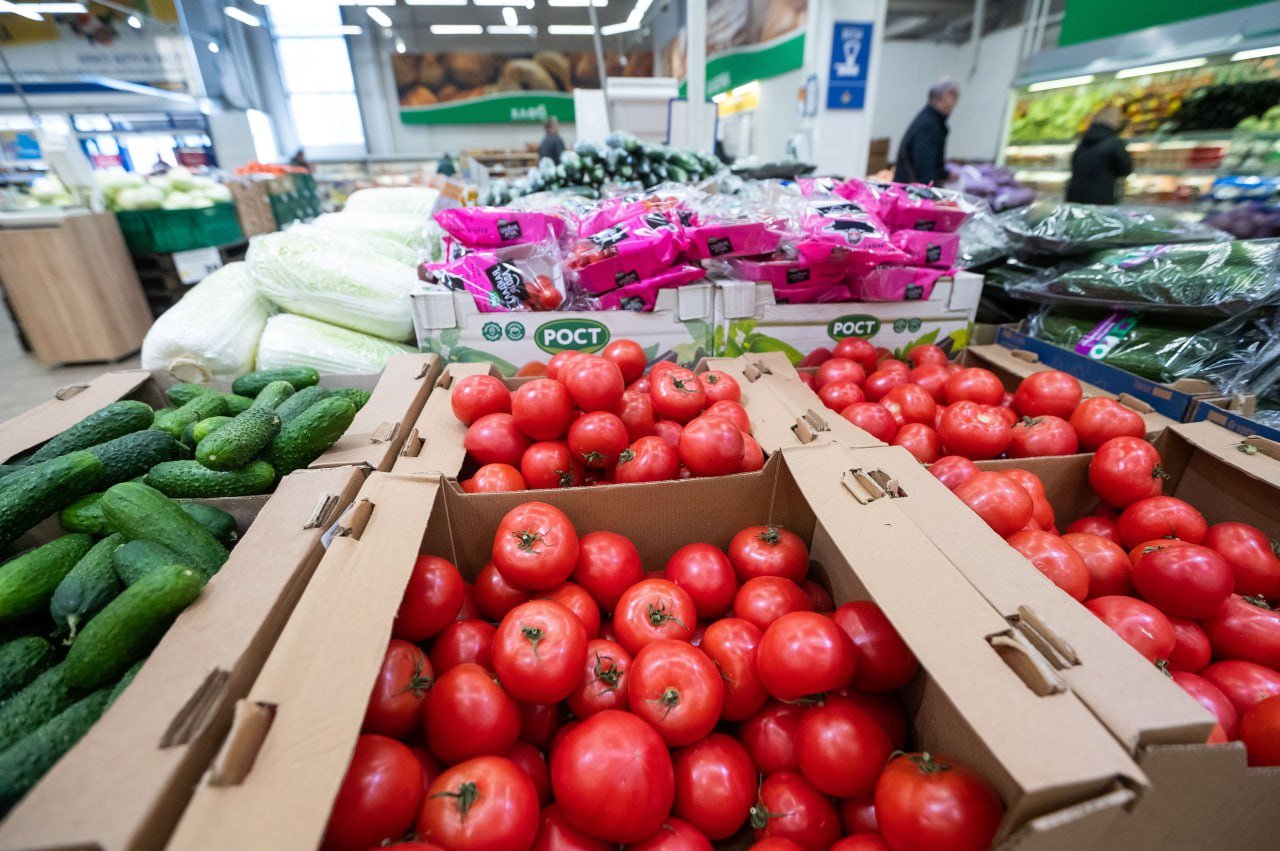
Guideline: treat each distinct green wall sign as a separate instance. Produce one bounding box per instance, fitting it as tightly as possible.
[679,31,806,98]
[1058,0,1265,46]
[401,92,575,126]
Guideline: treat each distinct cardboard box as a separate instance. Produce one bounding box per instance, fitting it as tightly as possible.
[171,444,1144,850]
[1188,398,1278,443]
[227,179,278,239]
[0,465,366,851]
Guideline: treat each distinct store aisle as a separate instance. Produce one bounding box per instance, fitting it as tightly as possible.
[0,310,140,414]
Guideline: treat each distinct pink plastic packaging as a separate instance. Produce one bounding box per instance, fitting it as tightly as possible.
[592,265,707,311]
[424,249,566,312]
[435,206,568,247]
[684,222,782,260]
[881,186,970,233]
[848,265,945,302]
[568,221,682,295]
[578,194,685,236]
[728,256,847,288]
[796,200,905,266]
[832,179,896,218]
[770,282,853,304]
[889,229,960,268]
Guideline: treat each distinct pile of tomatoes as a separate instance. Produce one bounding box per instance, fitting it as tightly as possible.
[322,501,1006,851]
[933,437,1280,767]
[452,339,762,492]
[799,340,1148,463]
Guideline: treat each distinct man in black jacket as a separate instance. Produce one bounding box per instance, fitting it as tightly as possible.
[893,79,958,185]
[1066,106,1132,204]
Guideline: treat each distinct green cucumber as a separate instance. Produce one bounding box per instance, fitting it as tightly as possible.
[0,535,94,625]
[112,540,179,586]
[192,416,233,443]
[58,493,108,535]
[328,387,372,410]
[23,401,154,467]
[263,397,357,475]
[275,386,331,425]
[232,368,320,397]
[151,395,227,440]
[62,563,203,690]
[144,460,275,499]
[0,688,111,814]
[85,430,182,485]
[108,660,144,705]
[0,452,104,550]
[0,638,56,702]
[0,667,76,752]
[249,381,295,411]
[179,422,197,449]
[99,483,228,582]
[223,395,253,415]
[177,503,238,546]
[195,407,281,472]
[50,534,124,638]
[166,383,216,407]
[0,465,23,482]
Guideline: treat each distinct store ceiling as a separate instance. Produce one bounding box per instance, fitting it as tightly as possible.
[884,0,1056,43]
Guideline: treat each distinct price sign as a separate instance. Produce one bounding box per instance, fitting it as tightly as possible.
[172,246,223,285]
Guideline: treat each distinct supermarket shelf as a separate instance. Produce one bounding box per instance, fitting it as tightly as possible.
[1007,131,1280,149]
[1012,165,1221,177]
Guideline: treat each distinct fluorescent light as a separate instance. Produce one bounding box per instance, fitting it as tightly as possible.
[0,2,44,20]
[224,6,262,26]
[366,6,391,26]
[208,41,220,53]
[1231,45,1280,61]
[502,6,517,25]
[475,0,531,5]
[406,0,466,4]
[1114,58,1206,79]
[273,24,363,35]
[430,24,483,34]
[1027,74,1095,91]
[1,2,85,13]
[395,38,406,53]
[548,0,608,6]
[601,21,638,35]
[487,24,535,34]
[548,24,595,34]
[628,0,653,25]
[126,14,141,27]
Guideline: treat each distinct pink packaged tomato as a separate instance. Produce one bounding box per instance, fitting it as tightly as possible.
[728,256,846,288]
[770,282,853,304]
[848,265,945,302]
[592,265,707,311]
[889,229,960,268]
[568,220,681,295]
[425,250,565,312]
[683,221,782,260]
[796,199,905,266]
[434,206,568,247]
[880,185,970,233]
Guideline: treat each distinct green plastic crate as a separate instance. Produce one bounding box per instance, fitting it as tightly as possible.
[116,202,245,255]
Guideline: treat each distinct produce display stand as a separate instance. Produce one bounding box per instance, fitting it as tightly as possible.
[1188,397,1280,443]
[115,203,245,257]
[169,444,1143,851]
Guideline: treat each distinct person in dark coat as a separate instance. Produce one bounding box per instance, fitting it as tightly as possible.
[1066,106,1132,204]
[537,116,566,164]
[893,79,958,185]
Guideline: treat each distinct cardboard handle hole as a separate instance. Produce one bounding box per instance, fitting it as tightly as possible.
[304,492,342,530]
[208,700,277,786]
[335,500,375,541]
[54,383,89,400]
[988,633,1065,697]
[161,668,231,748]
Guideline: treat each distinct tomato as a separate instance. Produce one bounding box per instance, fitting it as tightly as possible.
[733,577,811,631]
[699,617,767,720]
[833,337,878,372]
[418,755,539,851]
[758,611,857,701]
[425,663,520,765]
[815,380,864,412]
[516,361,548,378]
[880,384,937,427]
[521,441,583,490]
[751,772,841,850]
[952,471,1033,538]
[619,390,659,441]
[1007,415,1078,459]
[1116,496,1207,549]
[394,555,464,642]
[944,368,1004,406]
[703,400,751,435]
[475,562,531,620]
[700,370,743,403]
[840,403,898,443]
[1166,616,1212,673]
[511,379,574,441]
[409,745,445,794]
[740,700,803,773]
[1089,436,1165,508]
[551,710,674,843]
[832,691,907,750]
[465,413,532,467]
[653,420,684,449]
[815,358,867,390]
[1204,522,1280,599]
[907,344,948,368]
[804,580,835,613]
[1011,370,1082,419]
[988,404,1018,429]
[879,358,911,374]
[507,740,552,806]
[874,752,1003,851]
[1241,695,1280,765]
[937,401,1012,460]
[1084,596,1175,662]
[563,356,625,414]
[907,364,950,403]
[891,423,942,464]
[1170,671,1240,740]
[929,455,978,491]
[430,620,497,673]
[751,837,810,851]
[1061,532,1132,599]
[537,581,601,638]
[1203,594,1280,669]
[1069,397,1146,452]
[466,463,527,493]
[832,601,920,692]
[519,701,561,749]
[451,375,512,426]
[799,696,894,798]
[666,543,738,620]
[546,351,587,381]
[533,803,613,851]
[797,373,815,390]
[568,411,629,469]
[650,360,681,378]
[1202,660,1280,715]
[672,733,757,840]
[567,638,632,718]
[740,434,765,473]
[1007,530,1090,601]
[830,834,889,850]
[1065,515,1121,542]
[628,639,724,746]
[493,502,580,591]
[839,797,878,835]
[572,530,644,612]
[614,578,698,654]
[494,600,589,704]
[863,370,909,403]
[363,640,433,739]
[456,583,481,622]
[624,818,712,850]
[679,415,745,477]
[799,347,833,368]
[603,339,648,384]
[322,735,425,851]
[651,367,707,423]
[728,525,809,583]
[1131,542,1233,619]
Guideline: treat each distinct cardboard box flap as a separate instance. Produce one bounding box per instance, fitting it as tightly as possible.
[1167,421,1280,492]
[393,362,493,474]
[1001,787,1137,851]
[0,370,155,463]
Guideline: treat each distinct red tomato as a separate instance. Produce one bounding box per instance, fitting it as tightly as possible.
[804,580,835,613]
[929,455,978,490]
[751,772,841,850]
[363,640,432,739]
[728,525,809,583]
[757,612,857,701]
[546,351,587,381]
[649,360,681,378]
[654,420,684,449]
[519,701,560,749]
[1007,530,1090,601]
[1203,594,1280,670]
[1061,532,1132,598]
[493,502,580,591]
[818,380,866,412]
[1069,397,1146,452]
[614,436,680,484]
[1204,522,1280,599]
[796,696,893,798]
[456,583,481,621]
[394,555,464,642]
[944,368,1004,406]
[603,339,647,384]
[740,700,803,773]
[511,379,574,441]
[475,562,531,620]
[1128,538,1190,569]
[516,361,548,378]
[839,797,878,835]
[1085,596,1176,662]
[537,581,601,638]
[704,399,751,434]
[1202,660,1280,715]
[425,663,520,765]
[1166,616,1212,673]
[666,543,738,620]
[880,383,937,426]
[952,471,1033,538]
[733,576,811,632]
[563,356,625,413]
[841,403,898,443]
[619,390,658,441]
[874,752,1003,851]
[551,710,674,843]
[1008,415,1079,458]
[1131,543,1233,619]
[466,463,527,493]
[907,363,950,403]
[466,413,532,467]
[878,358,911,374]
[891,423,942,464]
[613,578,697,654]
[430,620,497,673]
[1089,436,1165,508]
[651,367,707,423]
[451,375,511,426]
[1117,496,1207,548]
[672,733,756,840]
[567,638,632,718]
[798,372,815,390]
[1066,515,1121,542]
[568,411,629,469]
[521,441,583,490]
[989,404,1018,429]
[832,601,920,692]
[507,740,552,806]
[799,347,833,368]
[680,415,745,477]
[831,835,889,851]
[418,755,539,850]
[1241,695,1280,765]
[1012,371,1082,419]
[833,337,879,372]
[999,469,1054,531]
[570,530,644,613]
[700,617,767,720]
[863,369,909,403]
[740,434,766,473]
[322,734,425,851]
[1171,671,1240,740]
[408,745,445,795]
[937,401,1012,460]
[628,639,724,746]
[700,369,743,403]
[907,344,948,368]
[839,691,908,750]
[534,803,613,851]
[814,358,867,390]
[494,600,589,703]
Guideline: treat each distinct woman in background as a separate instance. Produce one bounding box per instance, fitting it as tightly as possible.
[1066,105,1132,205]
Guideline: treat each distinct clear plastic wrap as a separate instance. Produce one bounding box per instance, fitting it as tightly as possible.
[890,229,960,269]
[590,265,707,311]
[880,185,972,233]
[1000,201,1231,257]
[311,211,428,251]
[256,314,415,375]
[423,240,566,312]
[956,203,1013,269]
[726,255,847,288]
[435,206,568,248]
[566,219,682,295]
[141,262,275,382]
[284,222,421,267]
[848,266,946,302]
[342,186,440,218]
[794,198,905,267]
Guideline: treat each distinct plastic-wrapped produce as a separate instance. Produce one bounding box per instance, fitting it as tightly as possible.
[256,314,414,375]
[423,240,566,312]
[282,223,420,267]
[956,203,1013,269]
[342,186,439,218]
[1001,201,1230,256]
[141,262,275,382]
[311,212,428,251]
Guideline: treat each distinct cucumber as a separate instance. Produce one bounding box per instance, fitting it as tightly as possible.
[0,535,94,625]
[0,667,75,752]
[144,460,276,499]
[50,534,124,638]
[62,563,203,690]
[166,383,216,407]
[249,380,295,411]
[112,539,179,586]
[58,493,107,535]
[329,387,372,410]
[263,398,357,475]
[232,368,320,397]
[23,401,154,467]
[177,503,238,546]
[195,407,281,472]
[0,688,111,814]
[151,395,227,440]
[179,422,197,449]
[0,465,23,482]
[0,638,55,702]
[275,386,331,425]
[192,416,233,443]
[99,483,228,582]
[223,395,253,415]
[85,430,182,485]
[0,452,105,550]
[108,660,144,705]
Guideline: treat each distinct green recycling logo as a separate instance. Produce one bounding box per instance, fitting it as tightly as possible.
[505,322,526,341]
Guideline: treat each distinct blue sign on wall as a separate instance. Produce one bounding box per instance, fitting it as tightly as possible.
[827,21,873,110]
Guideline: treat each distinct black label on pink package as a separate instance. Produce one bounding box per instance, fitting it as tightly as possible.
[620,296,645,311]
[589,225,628,249]
[496,219,523,242]
[914,219,936,231]
[904,283,924,300]
[925,244,941,263]
[615,270,641,286]
[678,210,695,226]
[485,261,528,308]
[786,267,811,284]
[817,202,863,216]
[645,212,675,230]
[707,236,734,256]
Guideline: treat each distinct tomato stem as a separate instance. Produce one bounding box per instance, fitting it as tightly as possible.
[646,599,688,631]
[588,652,622,690]
[399,650,434,697]
[618,449,635,465]
[431,780,479,820]
[556,468,575,488]
[670,378,698,394]
[756,526,782,546]
[513,529,545,553]
[1244,595,1274,610]
[1155,658,1172,678]
[522,625,545,661]
[749,803,785,830]
[1152,465,1171,481]
[582,450,604,465]
[908,752,951,775]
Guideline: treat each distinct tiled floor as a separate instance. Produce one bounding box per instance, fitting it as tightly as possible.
[0,311,141,413]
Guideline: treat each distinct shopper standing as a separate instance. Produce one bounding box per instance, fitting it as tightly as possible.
[893,79,958,185]
[538,116,566,164]
[1066,105,1132,205]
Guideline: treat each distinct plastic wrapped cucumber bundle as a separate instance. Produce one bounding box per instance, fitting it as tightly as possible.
[342,186,439,219]
[140,262,275,382]
[256,314,414,375]
[955,200,1012,269]
[1000,201,1230,257]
